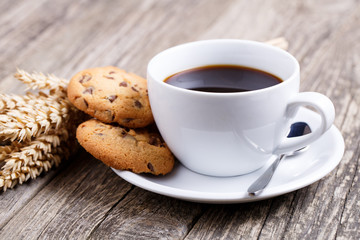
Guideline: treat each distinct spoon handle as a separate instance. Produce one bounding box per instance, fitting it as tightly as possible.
[247,154,286,195]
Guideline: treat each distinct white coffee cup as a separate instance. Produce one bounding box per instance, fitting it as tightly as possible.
[147,39,335,177]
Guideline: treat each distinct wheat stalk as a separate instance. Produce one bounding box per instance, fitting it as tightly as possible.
[0,69,84,191]
[14,68,68,95]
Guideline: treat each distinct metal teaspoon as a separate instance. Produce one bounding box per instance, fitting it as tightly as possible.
[247,122,311,195]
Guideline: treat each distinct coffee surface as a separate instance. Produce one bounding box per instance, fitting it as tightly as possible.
[164,65,282,93]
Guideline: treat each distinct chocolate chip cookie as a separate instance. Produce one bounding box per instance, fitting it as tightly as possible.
[76,119,174,175]
[67,66,154,128]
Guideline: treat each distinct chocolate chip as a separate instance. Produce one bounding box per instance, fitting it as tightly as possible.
[105,110,115,121]
[110,112,115,121]
[83,87,94,94]
[119,81,127,87]
[148,136,159,146]
[104,76,114,80]
[107,95,117,103]
[147,163,154,172]
[123,118,134,123]
[131,87,139,92]
[79,74,92,83]
[134,100,142,108]
[95,133,104,136]
[120,129,127,137]
[84,99,88,108]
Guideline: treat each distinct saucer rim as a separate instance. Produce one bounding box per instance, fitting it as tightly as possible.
[112,111,345,203]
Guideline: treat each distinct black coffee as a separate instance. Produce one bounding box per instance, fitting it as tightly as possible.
[164,65,282,93]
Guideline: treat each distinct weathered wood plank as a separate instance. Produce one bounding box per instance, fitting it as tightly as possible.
[89,188,206,240]
[0,0,141,91]
[185,200,275,239]
[0,157,68,230]
[0,0,48,39]
[0,150,133,239]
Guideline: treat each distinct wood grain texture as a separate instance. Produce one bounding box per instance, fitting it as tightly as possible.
[0,0,359,239]
[0,150,133,239]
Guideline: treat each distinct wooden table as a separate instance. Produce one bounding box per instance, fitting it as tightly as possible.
[0,0,358,239]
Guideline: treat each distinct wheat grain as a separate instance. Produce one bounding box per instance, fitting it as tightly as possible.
[0,69,84,191]
[0,91,74,142]
[14,68,68,94]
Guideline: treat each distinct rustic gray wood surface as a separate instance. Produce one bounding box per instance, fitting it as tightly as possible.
[0,0,359,239]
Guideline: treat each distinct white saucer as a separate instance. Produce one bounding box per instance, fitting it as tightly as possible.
[112,108,345,204]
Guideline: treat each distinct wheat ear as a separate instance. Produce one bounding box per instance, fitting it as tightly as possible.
[0,69,84,191]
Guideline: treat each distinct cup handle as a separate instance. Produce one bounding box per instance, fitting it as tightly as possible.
[274,92,335,154]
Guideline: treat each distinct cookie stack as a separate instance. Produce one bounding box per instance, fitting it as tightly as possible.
[67,66,174,175]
